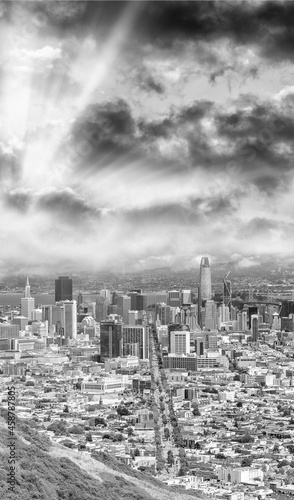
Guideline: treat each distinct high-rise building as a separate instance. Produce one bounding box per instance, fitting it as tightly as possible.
[205,299,217,330]
[170,330,190,355]
[155,303,171,325]
[251,314,259,342]
[168,291,181,308]
[21,276,35,320]
[77,292,83,307]
[181,290,191,305]
[200,257,212,300]
[100,319,122,359]
[63,300,77,339]
[127,310,139,326]
[96,296,109,322]
[122,325,149,359]
[218,303,230,328]
[117,295,131,324]
[42,305,53,326]
[55,276,72,302]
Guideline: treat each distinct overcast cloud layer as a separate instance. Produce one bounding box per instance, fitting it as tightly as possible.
[1,0,294,274]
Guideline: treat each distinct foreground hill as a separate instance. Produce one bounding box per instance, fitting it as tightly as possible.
[0,416,202,500]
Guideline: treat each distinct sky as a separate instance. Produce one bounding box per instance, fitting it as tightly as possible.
[1,0,294,274]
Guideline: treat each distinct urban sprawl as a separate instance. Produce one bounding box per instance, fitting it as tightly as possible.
[2,259,294,499]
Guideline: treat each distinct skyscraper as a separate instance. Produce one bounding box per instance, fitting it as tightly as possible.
[122,325,149,359]
[204,299,217,330]
[55,276,72,302]
[117,295,131,324]
[100,319,122,359]
[63,300,77,339]
[251,314,259,342]
[21,276,35,320]
[170,330,190,355]
[200,257,212,300]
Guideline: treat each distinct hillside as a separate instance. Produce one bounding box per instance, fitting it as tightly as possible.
[0,416,202,500]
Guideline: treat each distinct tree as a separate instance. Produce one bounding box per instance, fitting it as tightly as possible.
[178,464,189,476]
[133,447,140,457]
[117,406,130,416]
[236,401,243,408]
[192,407,201,416]
[127,427,134,436]
[241,457,253,467]
[167,450,174,466]
[164,427,170,439]
[86,432,93,442]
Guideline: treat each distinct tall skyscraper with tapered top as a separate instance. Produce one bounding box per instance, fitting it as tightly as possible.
[200,257,212,301]
[21,276,35,320]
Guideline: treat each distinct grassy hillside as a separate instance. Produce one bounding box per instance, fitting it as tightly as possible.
[0,415,202,500]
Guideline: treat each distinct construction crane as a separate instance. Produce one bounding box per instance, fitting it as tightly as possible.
[223,271,232,309]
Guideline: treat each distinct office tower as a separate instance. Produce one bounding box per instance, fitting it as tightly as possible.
[128,292,138,310]
[281,316,294,332]
[96,296,109,322]
[21,276,35,320]
[223,277,232,310]
[181,290,191,305]
[251,314,259,342]
[32,309,42,321]
[42,305,53,326]
[12,316,28,331]
[0,324,20,339]
[137,294,148,312]
[241,311,248,330]
[100,319,122,359]
[100,289,111,301]
[52,303,64,328]
[117,295,131,324]
[195,337,204,355]
[168,291,181,308]
[200,257,212,300]
[197,285,202,329]
[122,325,149,359]
[77,292,83,307]
[205,300,217,330]
[127,310,139,326]
[218,303,230,328]
[63,300,77,339]
[157,325,169,349]
[248,307,258,329]
[231,305,237,321]
[155,303,171,325]
[170,330,190,355]
[55,276,72,302]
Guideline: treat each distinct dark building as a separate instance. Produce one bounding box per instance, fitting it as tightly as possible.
[248,306,258,329]
[281,301,294,318]
[100,320,122,360]
[55,276,72,302]
[281,317,294,332]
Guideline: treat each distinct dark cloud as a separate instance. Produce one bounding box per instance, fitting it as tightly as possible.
[140,74,165,95]
[135,1,294,63]
[4,190,32,212]
[37,189,100,222]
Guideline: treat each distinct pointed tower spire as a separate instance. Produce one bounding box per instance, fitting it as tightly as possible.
[25,275,31,298]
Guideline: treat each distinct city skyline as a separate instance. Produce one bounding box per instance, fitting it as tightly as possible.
[1,1,294,274]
